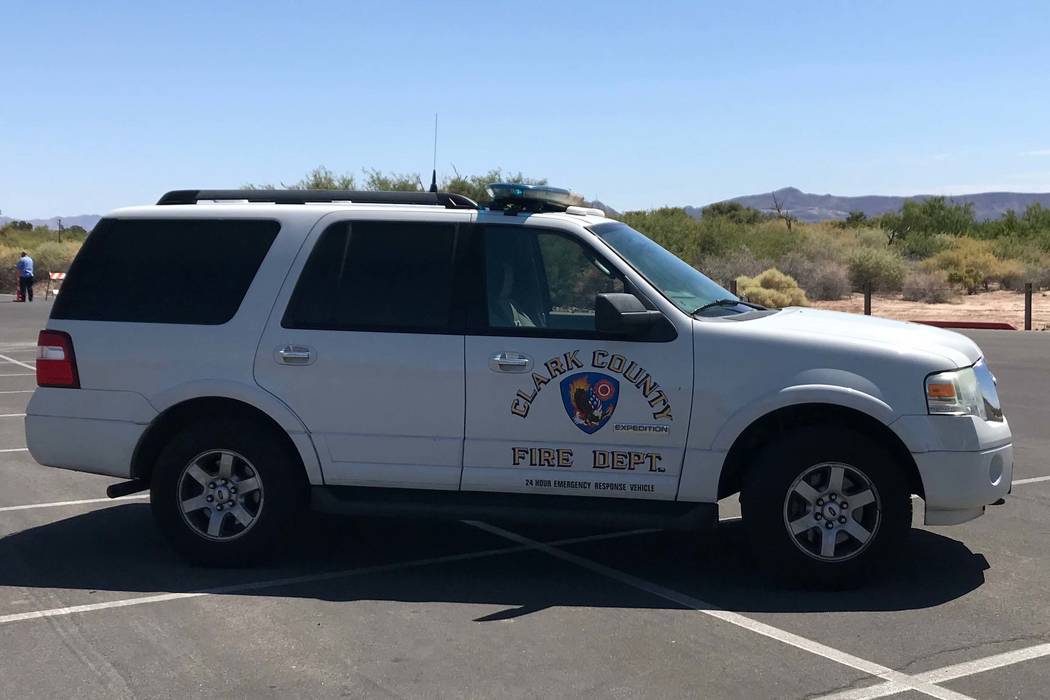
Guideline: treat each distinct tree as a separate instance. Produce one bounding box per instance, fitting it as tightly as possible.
[844,210,867,227]
[700,201,770,224]
[770,191,796,231]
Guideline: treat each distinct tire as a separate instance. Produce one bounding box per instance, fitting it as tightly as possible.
[740,426,912,588]
[150,418,306,566]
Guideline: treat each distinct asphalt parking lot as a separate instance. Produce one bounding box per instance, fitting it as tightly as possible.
[1,299,1048,699]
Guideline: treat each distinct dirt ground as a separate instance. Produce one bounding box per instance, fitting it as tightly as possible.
[811,290,1050,330]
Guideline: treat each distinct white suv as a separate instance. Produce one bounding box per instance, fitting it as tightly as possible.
[25,184,1013,586]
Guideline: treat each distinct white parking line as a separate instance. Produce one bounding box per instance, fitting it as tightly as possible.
[814,642,1050,699]
[0,373,34,377]
[0,494,148,514]
[1013,475,1050,486]
[468,521,973,700]
[0,390,34,394]
[0,448,28,453]
[0,528,652,627]
[0,354,35,371]
[0,414,26,418]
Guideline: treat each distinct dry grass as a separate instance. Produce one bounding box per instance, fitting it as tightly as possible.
[811,290,1050,330]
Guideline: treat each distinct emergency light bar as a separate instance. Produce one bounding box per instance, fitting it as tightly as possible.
[487,183,578,213]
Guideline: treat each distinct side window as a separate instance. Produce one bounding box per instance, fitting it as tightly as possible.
[51,218,279,324]
[484,226,624,333]
[283,220,458,333]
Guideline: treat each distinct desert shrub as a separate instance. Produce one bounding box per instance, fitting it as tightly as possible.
[853,227,888,249]
[776,253,850,300]
[847,247,905,292]
[744,220,805,260]
[902,270,953,303]
[30,241,80,275]
[900,232,955,259]
[736,268,808,308]
[925,238,1000,294]
[698,246,769,287]
[994,259,1028,291]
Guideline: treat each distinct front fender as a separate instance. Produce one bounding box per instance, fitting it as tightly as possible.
[709,383,896,453]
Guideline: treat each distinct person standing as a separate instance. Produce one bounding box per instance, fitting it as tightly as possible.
[16,251,34,302]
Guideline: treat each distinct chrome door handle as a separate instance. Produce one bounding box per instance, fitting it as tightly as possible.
[276,345,315,366]
[490,351,532,373]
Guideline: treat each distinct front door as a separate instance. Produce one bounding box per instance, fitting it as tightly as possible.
[462,222,694,500]
[254,214,470,490]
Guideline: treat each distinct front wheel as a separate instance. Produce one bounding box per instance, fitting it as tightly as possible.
[741,427,912,588]
[150,418,305,566]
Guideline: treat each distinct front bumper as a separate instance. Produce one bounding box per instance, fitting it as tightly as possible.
[913,443,1012,525]
[891,414,1013,526]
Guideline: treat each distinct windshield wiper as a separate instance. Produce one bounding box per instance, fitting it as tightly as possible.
[691,298,766,315]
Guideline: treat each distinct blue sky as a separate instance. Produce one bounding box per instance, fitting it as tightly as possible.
[4,0,1050,217]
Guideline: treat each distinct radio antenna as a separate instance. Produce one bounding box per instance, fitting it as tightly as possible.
[429,113,438,192]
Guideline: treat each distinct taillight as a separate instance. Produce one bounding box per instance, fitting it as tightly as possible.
[37,330,80,388]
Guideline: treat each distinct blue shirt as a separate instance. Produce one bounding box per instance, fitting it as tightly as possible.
[17,255,33,278]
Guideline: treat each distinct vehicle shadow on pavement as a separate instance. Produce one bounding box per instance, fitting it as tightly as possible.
[0,504,989,616]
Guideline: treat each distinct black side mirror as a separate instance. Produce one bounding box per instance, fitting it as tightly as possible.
[595,293,664,336]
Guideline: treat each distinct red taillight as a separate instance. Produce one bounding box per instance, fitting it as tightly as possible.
[37,330,80,388]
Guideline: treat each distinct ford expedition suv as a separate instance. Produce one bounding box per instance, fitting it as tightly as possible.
[25,184,1013,586]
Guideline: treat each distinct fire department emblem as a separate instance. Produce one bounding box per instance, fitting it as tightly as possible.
[560,372,619,434]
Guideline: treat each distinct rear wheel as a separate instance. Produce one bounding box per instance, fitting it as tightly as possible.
[150,418,305,566]
[741,427,912,588]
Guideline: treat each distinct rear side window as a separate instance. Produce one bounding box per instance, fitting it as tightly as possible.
[52,218,279,324]
[282,220,458,333]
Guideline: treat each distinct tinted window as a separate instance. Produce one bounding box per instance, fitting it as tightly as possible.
[52,218,279,324]
[283,220,457,332]
[483,226,623,333]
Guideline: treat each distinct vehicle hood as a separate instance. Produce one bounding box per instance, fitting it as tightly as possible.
[752,308,981,368]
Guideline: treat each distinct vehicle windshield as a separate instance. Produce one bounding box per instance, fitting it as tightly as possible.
[592,222,744,315]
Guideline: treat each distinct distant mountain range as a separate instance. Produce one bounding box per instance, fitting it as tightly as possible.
[0,214,101,231]
[689,187,1050,223]
[8,187,1050,230]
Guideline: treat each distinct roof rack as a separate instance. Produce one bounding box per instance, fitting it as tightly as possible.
[156,189,479,209]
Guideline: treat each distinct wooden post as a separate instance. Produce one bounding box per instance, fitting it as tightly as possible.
[729,279,738,297]
[1025,282,1033,331]
[864,286,872,316]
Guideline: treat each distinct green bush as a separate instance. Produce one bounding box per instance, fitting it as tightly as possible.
[847,248,905,292]
[736,268,808,308]
[925,238,1000,294]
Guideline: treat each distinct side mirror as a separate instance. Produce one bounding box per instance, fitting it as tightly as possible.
[595,293,664,336]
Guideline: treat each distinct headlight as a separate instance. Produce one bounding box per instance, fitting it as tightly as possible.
[925,361,1004,421]
[926,367,984,418]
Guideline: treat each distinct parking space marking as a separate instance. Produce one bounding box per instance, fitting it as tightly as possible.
[468,521,974,700]
[814,642,1050,699]
[1013,475,1050,486]
[0,390,34,394]
[0,448,28,453]
[0,354,35,371]
[0,373,35,377]
[0,528,654,627]
[0,414,26,418]
[0,494,149,514]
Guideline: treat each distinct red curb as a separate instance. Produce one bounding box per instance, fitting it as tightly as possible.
[913,320,1017,330]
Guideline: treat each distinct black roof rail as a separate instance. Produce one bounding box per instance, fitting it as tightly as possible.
[156,189,478,209]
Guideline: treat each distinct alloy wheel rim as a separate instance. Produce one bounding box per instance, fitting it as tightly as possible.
[177,449,264,541]
[782,461,881,562]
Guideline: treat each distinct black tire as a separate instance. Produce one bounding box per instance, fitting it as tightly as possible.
[150,418,306,566]
[740,426,912,588]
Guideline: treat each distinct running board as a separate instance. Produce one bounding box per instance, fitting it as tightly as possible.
[310,486,717,531]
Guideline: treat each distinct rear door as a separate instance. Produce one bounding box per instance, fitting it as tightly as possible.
[461,221,694,500]
[254,211,472,490]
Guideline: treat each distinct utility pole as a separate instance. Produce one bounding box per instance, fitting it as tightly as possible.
[58,217,63,243]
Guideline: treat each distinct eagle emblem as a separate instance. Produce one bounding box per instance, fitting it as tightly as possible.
[560,372,619,434]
